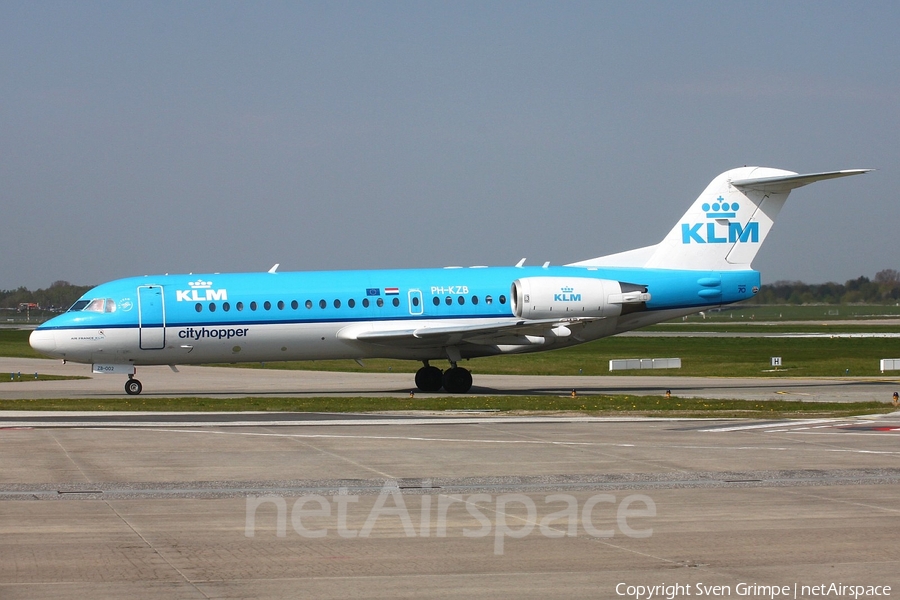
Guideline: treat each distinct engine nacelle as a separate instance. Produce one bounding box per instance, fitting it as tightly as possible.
[511,277,650,320]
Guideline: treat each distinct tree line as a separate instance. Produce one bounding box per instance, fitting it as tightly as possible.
[745,269,900,304]
[1,270,898,311]
[0,281,93,311]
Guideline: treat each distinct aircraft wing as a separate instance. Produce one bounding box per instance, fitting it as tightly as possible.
[341,317,601,348]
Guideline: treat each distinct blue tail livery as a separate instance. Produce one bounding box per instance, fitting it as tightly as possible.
[30,167,871,394]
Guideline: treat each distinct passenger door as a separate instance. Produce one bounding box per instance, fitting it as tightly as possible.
[408,289,424,316]
[138,285,166,350]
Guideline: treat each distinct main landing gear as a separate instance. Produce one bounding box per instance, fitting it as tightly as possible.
[125,375,143,395]
[414,361,473,393]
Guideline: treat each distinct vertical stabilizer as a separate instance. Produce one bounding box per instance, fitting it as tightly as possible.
[642,167,871,270]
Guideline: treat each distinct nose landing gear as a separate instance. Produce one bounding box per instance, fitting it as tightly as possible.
[124,376,143,395]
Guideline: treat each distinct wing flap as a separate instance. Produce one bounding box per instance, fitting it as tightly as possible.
[344,317,602,348]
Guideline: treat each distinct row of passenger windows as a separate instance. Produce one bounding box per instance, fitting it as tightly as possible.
[193,295,507,313]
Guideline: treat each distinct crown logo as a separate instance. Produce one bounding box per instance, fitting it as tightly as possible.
[702,196,739,219]
[189,280,213,289]
[561,286,574,293]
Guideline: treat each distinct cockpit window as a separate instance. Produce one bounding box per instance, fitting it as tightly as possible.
[69,300,90,312]
[68,298,117,313]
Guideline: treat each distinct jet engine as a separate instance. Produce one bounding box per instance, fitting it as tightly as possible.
[511,277,650,320]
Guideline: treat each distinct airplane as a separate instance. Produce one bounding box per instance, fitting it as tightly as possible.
[30,166,870,395]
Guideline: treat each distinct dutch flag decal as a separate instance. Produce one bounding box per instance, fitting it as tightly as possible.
[385,287,400,295]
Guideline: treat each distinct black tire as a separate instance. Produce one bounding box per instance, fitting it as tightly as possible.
[442,367,472,393]
[415,366,443,392]
[125,379,143,395]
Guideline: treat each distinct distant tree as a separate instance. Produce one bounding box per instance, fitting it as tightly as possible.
[874,269,900,284]
[0,282,92,310]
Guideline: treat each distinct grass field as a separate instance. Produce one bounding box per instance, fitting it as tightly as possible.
[681,304,900,321]
[5,324,900,378]
[225,335,900,378]
[5,322,899,415]
[0,395,894,418]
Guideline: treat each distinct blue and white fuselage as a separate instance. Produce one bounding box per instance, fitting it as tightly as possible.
[29,265,758,364]
[29,166,870,394]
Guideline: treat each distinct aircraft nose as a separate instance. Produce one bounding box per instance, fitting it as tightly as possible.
[29,329,58,357]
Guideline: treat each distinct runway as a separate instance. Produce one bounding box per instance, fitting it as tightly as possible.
[3,358,900,597]
[2,357,899,403]
[2,409,900,598]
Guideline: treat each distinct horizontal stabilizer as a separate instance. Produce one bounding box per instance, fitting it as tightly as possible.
[731,169,872,193]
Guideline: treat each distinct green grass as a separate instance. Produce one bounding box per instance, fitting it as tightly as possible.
[227,335,900,378]
[681,304,900,321]
[7,326,900,378]
[0,394,894,418]
[0,374,88,383]
[0,329,43,358]
[648,323,900,334]
[5,325,898,416]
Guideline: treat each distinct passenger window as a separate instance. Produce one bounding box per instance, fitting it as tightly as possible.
[237,302,244,311]
[457,296,465,305]
[319,299,327,309]
[432,297,440,306]
[392,297,400,307]
[209,303,217,312]
[306,300,313,309]
[445,297,452,306]
[223,302,230,312]
[348,299,356,308]
[412,297,420,307]
[277,300,285,310]
[250,301,258,311]
[334,299,341,308]
[291,300,299,310]
[377,298,384,307]
[362,298,370,308]
[485,295,493,304]
[264,301,272,310]
[195,303,202,313]
[499,295,507,304]
[472,296,479,305]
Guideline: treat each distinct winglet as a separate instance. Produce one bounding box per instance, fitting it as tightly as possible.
[268,264,280,274]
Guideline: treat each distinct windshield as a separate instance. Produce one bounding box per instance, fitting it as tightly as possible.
[68,298,117,313]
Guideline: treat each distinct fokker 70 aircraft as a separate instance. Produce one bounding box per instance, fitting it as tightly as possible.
[30,167,869,395]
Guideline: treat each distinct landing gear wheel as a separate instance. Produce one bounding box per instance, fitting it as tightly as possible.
[442,367,472,393]
[125,379,143,395]
[415,366,444,392]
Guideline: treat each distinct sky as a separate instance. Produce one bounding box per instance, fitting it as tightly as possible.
[1,1,898,290]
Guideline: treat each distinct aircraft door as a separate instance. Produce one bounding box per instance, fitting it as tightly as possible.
[408,289,424,315]
[138,285,166,350]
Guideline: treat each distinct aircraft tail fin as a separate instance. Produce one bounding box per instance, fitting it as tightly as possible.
[571,167,871,271]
